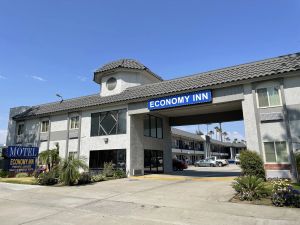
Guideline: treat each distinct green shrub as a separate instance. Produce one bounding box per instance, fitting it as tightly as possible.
[240,150,266,180]
[60,155,88,185]
[113,169,127,179]
[0,169,8,178]
[77,172,92,185]
[16,173,28,178]
[103,162,114,177]
[91,174,106,182]
[37,171,58,185]
[232,175,270,201]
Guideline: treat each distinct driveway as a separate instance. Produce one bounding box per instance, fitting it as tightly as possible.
[0,165,299,225]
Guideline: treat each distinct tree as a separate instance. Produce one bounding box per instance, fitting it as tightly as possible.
[233,138,238,143]
[60,155,88,185]
[222,131,228,142]
[214,126,219,140]
[39,143,60,171]
[225,137,231,142]
[208,130,214,137]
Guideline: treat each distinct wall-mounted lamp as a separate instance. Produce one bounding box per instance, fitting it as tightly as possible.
[104,138,108,144]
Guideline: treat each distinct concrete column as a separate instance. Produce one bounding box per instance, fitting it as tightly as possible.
[230,147,234,159]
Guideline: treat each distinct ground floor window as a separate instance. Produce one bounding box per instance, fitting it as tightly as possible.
[89,149,126,170]
[144,150,163,174]
[264,141,288,163]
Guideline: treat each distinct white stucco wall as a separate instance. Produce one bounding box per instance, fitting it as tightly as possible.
[100,71,157,97]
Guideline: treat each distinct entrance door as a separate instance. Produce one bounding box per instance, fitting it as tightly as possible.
[144,150,164,174]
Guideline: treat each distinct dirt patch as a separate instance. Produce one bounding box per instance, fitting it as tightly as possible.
[230,194,273,206]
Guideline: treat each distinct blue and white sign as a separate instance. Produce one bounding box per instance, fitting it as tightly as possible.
[5,146,39,158]
[148,90,212,111]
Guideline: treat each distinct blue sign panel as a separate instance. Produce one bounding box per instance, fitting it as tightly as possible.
[6,146,39,158]
[8,158,36,173]
[148,90,212,111]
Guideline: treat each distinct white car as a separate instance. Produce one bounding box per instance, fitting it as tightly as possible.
[235,154,240,165]
[209,156,229,167]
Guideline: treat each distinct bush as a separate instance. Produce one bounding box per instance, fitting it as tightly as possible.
[0,169,8,178]
[60,155,88,185]
[77,172,92,185]
[103,162,114,177]
[91,174,106,182]
[240,150,266,180]
[232,175,270,201]
[16,173,28,178]
[37,170,58,185]
[271,179,300,208]
[113,169,127,179]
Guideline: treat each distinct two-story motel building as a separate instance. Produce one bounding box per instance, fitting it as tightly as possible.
[6,53,300,179]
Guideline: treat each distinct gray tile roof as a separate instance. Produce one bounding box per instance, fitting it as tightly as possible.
[171,128,205,141]
[94,59,163,81]
[14,52,300,120]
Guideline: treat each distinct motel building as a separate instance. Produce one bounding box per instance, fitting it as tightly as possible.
[6,53,300,179]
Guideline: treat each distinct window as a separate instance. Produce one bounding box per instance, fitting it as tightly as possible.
[69,152,78,158]
[264,141,288,163]
[143,115,163,139]
[257,86,282,108]
[89,149,126,170]
[17,123,24,135]
[106,77,117,90]
[41,120,49,133]
[90,109,127,136]
[70,116,79,129]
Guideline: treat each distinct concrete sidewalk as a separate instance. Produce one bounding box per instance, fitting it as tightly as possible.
[0,170,299,225]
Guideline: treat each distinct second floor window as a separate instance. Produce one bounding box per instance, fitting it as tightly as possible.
[70,116,79,129]
[257,86,282,108]
[41,120,49,133]
[17,123,24,135]
[91,109,127,136]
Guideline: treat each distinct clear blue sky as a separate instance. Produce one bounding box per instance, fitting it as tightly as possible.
[1,0,300,144]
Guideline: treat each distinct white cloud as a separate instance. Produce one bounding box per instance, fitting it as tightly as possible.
[227,131,245,141]
[0,129,7,145]
[77,76,88,82]
[31,75,46,81]
[0,75,7,79]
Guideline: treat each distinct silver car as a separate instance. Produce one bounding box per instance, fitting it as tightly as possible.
[194,158,217,167]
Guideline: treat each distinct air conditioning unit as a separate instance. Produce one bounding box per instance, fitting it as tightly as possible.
[132,169,142,176]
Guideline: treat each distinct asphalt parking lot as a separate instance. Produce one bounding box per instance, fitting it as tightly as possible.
[0,165,299,225]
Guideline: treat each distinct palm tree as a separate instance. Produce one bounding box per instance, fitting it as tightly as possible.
[39,143,60,171]
[60,155,88,185]
[233,138,238,143]
[208,130,214,137]
[225,137,231,142]
[222,132,228,142]
[214,126,219,140]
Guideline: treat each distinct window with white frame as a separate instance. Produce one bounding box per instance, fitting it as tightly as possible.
[256,86,282,108]
[41,120,49,133]
[17,123,24,135]
[70,116,79,129]
[263,141,289,163]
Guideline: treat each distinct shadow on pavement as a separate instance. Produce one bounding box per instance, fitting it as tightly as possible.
[165,168,241,178]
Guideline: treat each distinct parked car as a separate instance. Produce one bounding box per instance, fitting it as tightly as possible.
[194,158,217,167]
[235,154,240,165]
[210,156,229,167]
[173,159,188,171]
